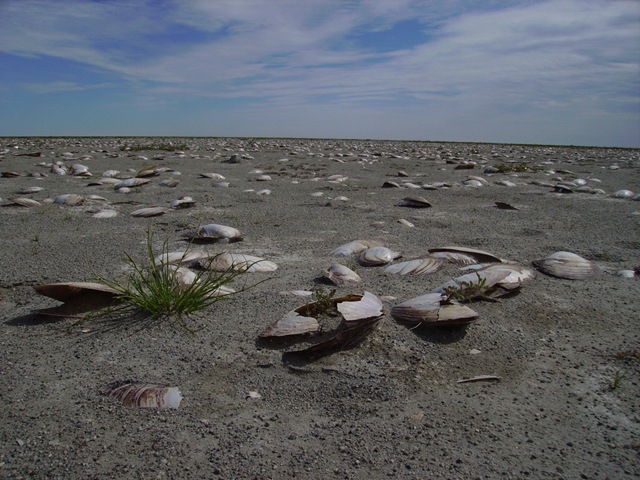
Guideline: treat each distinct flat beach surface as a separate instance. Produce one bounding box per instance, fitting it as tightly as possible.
[1,137,639,479]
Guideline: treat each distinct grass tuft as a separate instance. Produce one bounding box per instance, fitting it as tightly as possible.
[84,230,257,333]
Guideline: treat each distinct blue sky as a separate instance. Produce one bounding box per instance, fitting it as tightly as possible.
[0,0,638,147]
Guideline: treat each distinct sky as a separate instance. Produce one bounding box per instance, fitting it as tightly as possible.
[0,0,639,147]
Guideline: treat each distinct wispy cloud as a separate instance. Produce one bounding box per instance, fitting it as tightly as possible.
[0,0,638,145]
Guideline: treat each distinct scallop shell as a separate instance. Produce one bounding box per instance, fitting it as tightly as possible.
[322,264,362,286]
[398,196,432,208]
[130,206,169,217]
[330,240,386,257]
[384,256,447,276]
[391,293,479,326]
[531,251,596,280]
[101,381,182,409]
[427,246,503,265]
[357,246,402,266]
[191,224,242,243]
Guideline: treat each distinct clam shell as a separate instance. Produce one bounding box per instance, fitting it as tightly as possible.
[192,224,242,243]
[17,186,44,194]
[8,197,41,207]
[34,281,121,316]
[322,264,362,286]
[259,310,320,338]
[531,251,596,280]
[169,196,195,209]
[199,172,226,180]
[54,194,84,206]
[200,253,277,272]
[611,189,634,199]
[92,209,118,218]
[357,246,402,266]
[130,206,169,217]
[398,196,432,208]
[101,381,182,409]
[336,291,384,322]
[114,178,150,189]
[384,256,447,276]
[330,240,386,257]
[391,293,478,326]
[159,179,180,187]
[427,246,503,265]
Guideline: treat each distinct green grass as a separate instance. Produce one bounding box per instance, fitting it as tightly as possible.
[87,230,256,333]
[442,273,492,303]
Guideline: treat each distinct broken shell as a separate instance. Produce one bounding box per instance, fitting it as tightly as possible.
[322,264,362,286]
[101,381,182,409]
[330,240,387,257]
[130,206,169,217]
[336,291,384,322]
[531,251,596,280]
[398,196,432,208]
[169,196,195,209]
[191,224,243,243]
[357,246,402,266]
[159,179,180,188]
[384,256,447,276]
[428,246,503,265]
[391,293,478,326]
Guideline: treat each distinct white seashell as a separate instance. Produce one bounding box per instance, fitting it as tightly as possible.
[322,264,362,286]
[494,180,516,187]
[169,196,195,209]
[357,246,401,266]
[256,175,272,181]
[391,293,478,326]
[86,195,107,201]
[571,178,587,186]
[154,250,207,266]
[171,266,197,291]
[611,189,634,199]
[116,187,131,194]
[466,176,488,185]
[330,240,386,257]
[101,381,182,409]
[615,269,636,278]
[51,165,67,175]
[92,209,118,218]
[8,197,41,207]
[193,224,242,243]
[115,178,150,189]
[199,173,226,180]
[311,191,324,197]
[91,177,122,185]
[17,186,44,194]
[397,218,414,227]
[54,194,84,206]
[259,310,320,338]
[531,251,596,280]
[336,291,384,322]
[428,246,502,265]
[71,164,91,176]
[159,179,180,188]
[130,206,169,217]
[464,179,484,188]
[201,253,277,272]
[256,189,271,195]
[384,256,447,276]
[102,169,120,177]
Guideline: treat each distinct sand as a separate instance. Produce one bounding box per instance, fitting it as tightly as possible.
[0,137,638,479]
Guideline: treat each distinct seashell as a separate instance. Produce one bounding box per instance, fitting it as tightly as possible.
[553,184,574,193]
[34,281,121,316]
[463,179,484,188]
[17,186,44,194]
[391,292,479,326]
[117,187,131,194]
[256,189,271,195]
[51,165,67,175]
[611,189,634,199]
[101,381,182,409]
[159,179,180,187]
[71,164,91,176]
[89,177,122,186]
[1,171,23,178]
[102,169,120,177]
[114,178,150,189]
[212,181,230,188]
[382,181,401,188]
[54,194,84,206]
[190,224,242,243]
[428,246,503,265]
[466,176,488,185]
[7,197,41,207]
[330,239,386,257]
[532,251,596,280]
[130,206,169,217]
[259,310,320,338]
[357,246,401,266]
[494,180,516,187]
[322,264,362,286]
[136,165,160,177]
[326,174,348,183]
[571,178,587,186]
[632,193,640,201]
[398,196,432,208]
[171,266,197,291]
[494,202,519,210]
[384,256,447,276]
[86,195,107,201]
[169,196,195,209]
[336,291,384,322]
[397,218,414,227]
[256,175,272,181]
[454,162,476,170]
[199,172,226,180]
[199,252,277,272]
[402,182,422,189]
[615,269,636,278]
[92,209,118,218]
[153,250,207,266]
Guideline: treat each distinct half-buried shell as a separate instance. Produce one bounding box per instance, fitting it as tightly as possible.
[391,293,478,326]
[531,251,597,280]
[101,381,182,409]
[357,246,402,266]
[322,264,362,286]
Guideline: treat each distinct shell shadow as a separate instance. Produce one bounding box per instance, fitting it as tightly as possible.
[399,320,469,344]
[5,312,61,327]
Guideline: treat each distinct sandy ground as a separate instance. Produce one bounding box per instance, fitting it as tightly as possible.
[0,137,639,479]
